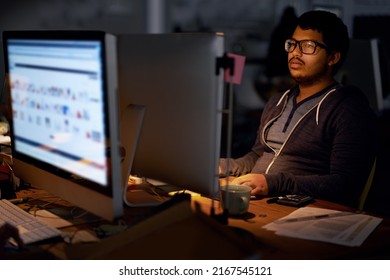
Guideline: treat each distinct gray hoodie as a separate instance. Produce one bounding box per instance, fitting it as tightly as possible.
[220,82,378,207]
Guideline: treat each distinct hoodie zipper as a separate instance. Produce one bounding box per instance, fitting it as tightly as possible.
[263,87,337,174]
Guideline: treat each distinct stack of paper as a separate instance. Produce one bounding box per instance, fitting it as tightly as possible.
[263,207,382,246]
[0,135,10,144]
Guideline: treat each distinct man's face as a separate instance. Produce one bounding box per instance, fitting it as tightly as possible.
[287,26,332,85]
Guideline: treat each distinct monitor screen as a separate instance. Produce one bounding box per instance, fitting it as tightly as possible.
[2,30,123,221]
[117,33,224,199]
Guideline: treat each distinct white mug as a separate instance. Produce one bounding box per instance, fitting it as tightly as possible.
[220,185,251,216]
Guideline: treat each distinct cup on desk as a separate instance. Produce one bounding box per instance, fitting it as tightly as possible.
[220,185,251,216]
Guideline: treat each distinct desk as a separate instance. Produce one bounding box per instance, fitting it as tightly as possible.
[192,196,390,259]
[5,186,390,260]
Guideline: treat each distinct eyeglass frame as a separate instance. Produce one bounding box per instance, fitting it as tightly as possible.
[284,39,328,55]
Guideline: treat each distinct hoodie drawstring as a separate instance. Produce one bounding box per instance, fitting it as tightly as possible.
[315,88,337,125]
[276,87,338,125]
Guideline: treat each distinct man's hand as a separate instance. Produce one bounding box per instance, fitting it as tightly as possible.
[231,173,269,196]
[0,223,24,256]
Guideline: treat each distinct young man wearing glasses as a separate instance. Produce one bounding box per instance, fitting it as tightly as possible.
[220,10,378,207]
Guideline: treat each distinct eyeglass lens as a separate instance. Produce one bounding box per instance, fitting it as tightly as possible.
[285,40,317,54]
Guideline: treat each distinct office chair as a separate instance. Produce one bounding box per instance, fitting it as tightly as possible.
[357,157,377,211]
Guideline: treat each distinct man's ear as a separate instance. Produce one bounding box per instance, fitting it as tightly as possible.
[328,51,341,66]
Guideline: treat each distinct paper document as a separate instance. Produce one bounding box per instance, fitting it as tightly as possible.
[0,135,10,144]
[263,207,382,246]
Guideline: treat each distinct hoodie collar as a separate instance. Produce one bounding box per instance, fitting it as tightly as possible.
[276,82,341,125]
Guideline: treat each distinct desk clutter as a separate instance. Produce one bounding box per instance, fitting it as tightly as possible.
[2,184,390,260]
[65,198,261,260]
[263,206,383,247]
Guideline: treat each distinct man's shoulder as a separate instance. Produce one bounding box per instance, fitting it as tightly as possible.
[334,84,370,104]
[336,84,365,95]
[332,84,377,118]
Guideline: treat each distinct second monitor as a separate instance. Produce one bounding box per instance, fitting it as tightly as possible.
[118,33,225,199]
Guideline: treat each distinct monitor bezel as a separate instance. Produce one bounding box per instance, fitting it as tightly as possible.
[2,30,123,220]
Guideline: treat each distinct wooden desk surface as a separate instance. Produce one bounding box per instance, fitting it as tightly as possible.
[191,195,390,260]
[7,186,390,260]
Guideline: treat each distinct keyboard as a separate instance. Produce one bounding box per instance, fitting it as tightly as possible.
[0,199,62,245]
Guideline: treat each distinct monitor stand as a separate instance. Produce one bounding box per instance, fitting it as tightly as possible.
[120,104,173,207]
[124,181,171,207]
[120,104,145,189]
[120,103,159,207]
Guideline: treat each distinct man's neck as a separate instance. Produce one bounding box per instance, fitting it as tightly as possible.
[296,78,335,103]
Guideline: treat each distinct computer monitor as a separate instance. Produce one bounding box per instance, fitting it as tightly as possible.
[335,38,384,114]
[117,33,224,199]
[2,30,124,221]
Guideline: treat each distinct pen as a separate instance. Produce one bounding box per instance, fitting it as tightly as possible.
[274,211,359,224]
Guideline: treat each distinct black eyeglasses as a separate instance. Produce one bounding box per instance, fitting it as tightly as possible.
[285,39,328,55]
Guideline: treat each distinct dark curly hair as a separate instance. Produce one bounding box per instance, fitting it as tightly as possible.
[297,10,350,74]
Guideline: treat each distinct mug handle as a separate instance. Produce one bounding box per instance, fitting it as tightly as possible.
[240,196,249,212]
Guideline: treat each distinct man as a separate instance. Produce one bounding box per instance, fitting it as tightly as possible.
[219,10,378,207]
